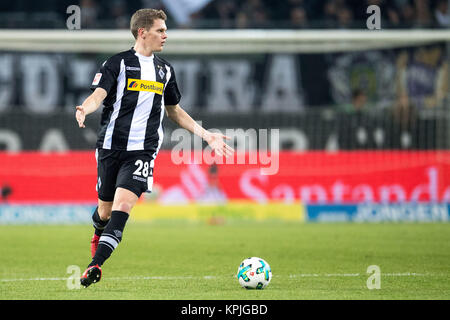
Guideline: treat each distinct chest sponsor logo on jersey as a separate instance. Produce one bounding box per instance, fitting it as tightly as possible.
[127,78,164,95]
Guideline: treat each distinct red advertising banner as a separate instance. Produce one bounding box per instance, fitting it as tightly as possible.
[0,151,449,203]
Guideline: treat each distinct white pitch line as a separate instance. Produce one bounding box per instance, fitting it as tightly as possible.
[288,272,430,278]
[1,277,67,282]
[0,272,435,283]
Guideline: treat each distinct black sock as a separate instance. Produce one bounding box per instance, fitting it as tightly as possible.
[92,207,110,237]
[89,210,129,267]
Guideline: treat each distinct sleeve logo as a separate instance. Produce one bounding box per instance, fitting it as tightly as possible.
[92,73,102,85]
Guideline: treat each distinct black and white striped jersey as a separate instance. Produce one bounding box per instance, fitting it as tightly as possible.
[90,47,181,152]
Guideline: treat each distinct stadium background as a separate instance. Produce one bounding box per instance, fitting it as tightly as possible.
[0,0,449,301]
[0,0,449,224]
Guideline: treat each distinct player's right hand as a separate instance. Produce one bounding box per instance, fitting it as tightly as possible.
[76,105,86,128]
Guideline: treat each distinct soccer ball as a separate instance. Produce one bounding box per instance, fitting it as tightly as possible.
[237,257,272,289]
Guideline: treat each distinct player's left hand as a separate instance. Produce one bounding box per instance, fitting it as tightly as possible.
[204,132,234,157]
[75,105,86,128]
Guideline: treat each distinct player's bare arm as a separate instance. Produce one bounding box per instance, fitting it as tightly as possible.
[165,104,234,157]
[75,87,108,128]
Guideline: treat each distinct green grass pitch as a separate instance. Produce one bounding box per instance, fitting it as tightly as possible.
[1,221,449,300]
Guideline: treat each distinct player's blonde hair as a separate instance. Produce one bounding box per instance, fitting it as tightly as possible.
[130,9,167,40]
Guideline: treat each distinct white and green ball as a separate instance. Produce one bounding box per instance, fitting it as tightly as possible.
[237,257,272,289]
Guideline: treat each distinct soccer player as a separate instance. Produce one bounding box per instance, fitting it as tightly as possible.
[75,8,234,287]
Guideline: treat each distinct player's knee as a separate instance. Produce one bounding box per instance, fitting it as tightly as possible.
[113,187,139,213]
[113,201,133,214]
[98,209,111,221]
[98,202,113,220]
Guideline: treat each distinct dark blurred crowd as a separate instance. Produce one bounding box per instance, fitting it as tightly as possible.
[0,0,449,29]
[194,0,450,29]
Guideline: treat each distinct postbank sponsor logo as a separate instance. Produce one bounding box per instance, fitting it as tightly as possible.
[127,78,164,95]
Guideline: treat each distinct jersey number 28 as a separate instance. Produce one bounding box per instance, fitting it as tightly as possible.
[133,159,150,177]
